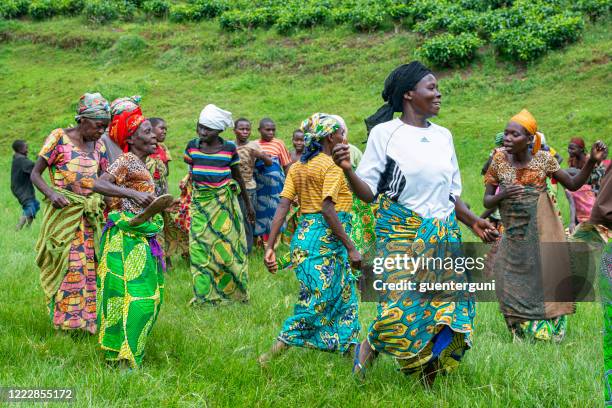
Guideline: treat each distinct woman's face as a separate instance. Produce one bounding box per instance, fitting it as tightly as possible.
[568,143,584,158]
[328,128,345,149]
[80,118,110,142]
[152,121,167,143]
[197,123,221,144]
[406,74,441,118]
[292,132,305,152]
[130,120,157,154]
[234,121,251,144]
[503,121,532,154]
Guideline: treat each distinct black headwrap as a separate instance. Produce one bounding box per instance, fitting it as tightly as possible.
[364,61,432,136]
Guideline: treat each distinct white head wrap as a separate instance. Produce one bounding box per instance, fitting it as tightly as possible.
[198,104,233,131]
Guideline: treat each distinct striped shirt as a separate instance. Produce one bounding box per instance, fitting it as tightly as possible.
[184,138,240,188]
[280,153,353,214]
[257,138,291,167]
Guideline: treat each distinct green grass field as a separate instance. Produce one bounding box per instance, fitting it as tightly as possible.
[0,15,610,407]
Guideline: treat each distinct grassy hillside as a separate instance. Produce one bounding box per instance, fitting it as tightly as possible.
[0,15,610,407]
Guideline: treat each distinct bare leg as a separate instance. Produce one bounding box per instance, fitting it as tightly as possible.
[15,216,27,231]
[258,340,289,366]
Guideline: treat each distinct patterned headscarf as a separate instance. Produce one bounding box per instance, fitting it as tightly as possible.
[510,109,542,154]
[75,92,110,122]
[109,96,146,153]
[300,113,341,163]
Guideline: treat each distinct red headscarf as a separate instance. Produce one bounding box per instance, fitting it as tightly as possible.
[570,137,585,149]
[108,96,146,152]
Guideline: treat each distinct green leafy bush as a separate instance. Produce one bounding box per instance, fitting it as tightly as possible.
[83,0,118,23]
[492,28,547,62]
[419,32,483,67]
[347,5,387,32]
[0,0,31,18]
[190,0,227,19]
[169,4,197,22]
[58,0,84,15]
[536,13,584,49]
[275,2,330,34]
[219,7,278,30]
[28,0,58,20]
[142,0,169,18]
[572,0,611,21]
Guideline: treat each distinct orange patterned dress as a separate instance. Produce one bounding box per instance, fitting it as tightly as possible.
[39,128,108,333]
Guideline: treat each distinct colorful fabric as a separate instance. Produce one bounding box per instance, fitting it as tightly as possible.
[36,188,105,334]
[350,194,376,262]
[485,149,574,333]
[256,138,291,168]
[602,240,612,404]
[75,92,110,121]
[198,104,233,131]
[146,143,172,197]
[189,181,248,304]
[37,129,107,333]
[367,195,473,376]
[236,141,263,190]
[238,188,258,253]
[570,137,585,149]
[97,211,164,368]
[39,128,109,196]
[184,138,240,188]
[571,184,597,223]
[164,211,190,259]
[299,113,341,163]
[254,157,286,237]
[280,154,353,214]
[109,96,145,153]
[509,109,541,154]
[495,132,504,147]
[176,174,192,233]
[278,212,360,352]
[107,153,155,214]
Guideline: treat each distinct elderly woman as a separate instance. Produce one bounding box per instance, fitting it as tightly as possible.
[184,104,253,305]
[32,92,110,334]
[332,62,497,385]
[260,113,362,365]
[93,96,165,368]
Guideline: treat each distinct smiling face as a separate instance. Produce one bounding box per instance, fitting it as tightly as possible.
[197,123,222,144]
[234,120,251,144]
[259,122,276,142]
[129,120,157,155]
[152,120,167,143]
[79,118,110,142]
[568,142,584,158]
[405,73,441,118]
[503,121,532,154]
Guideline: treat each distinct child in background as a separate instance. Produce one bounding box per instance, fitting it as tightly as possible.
[146,118,172,197]
[254,118,292,244]
[290,129,304,164]
[11,140,39,230]
[234,117,272,253]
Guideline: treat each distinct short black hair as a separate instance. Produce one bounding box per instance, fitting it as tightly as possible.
[292,129,304,138]
[235,118,251,127]
[259,118,275,128]
[12,139,27,153]
[149,117,165,127]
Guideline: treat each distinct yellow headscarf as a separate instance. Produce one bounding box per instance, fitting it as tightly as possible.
[510,109,542,154]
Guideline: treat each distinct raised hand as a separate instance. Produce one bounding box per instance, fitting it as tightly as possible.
[331,144,352,171]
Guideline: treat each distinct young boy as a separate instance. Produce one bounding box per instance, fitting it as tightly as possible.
[234,118,272,253]
[11,140,39,230]
[290,129,304,164]
[254,118,292,244]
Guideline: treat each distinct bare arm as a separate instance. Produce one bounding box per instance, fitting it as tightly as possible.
[455,196,499,242]
[31,157,70,208]
[331,144,375,203]
[554,141,607,191]
[94,172,155,207]
[565,189,576,231]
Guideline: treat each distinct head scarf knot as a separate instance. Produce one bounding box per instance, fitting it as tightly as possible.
[198,104,233,131]
[75,92,110,122]
[300,113,341,163]
[109,96,145,153]
[510,109,542,154]
[364,61,432,135]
